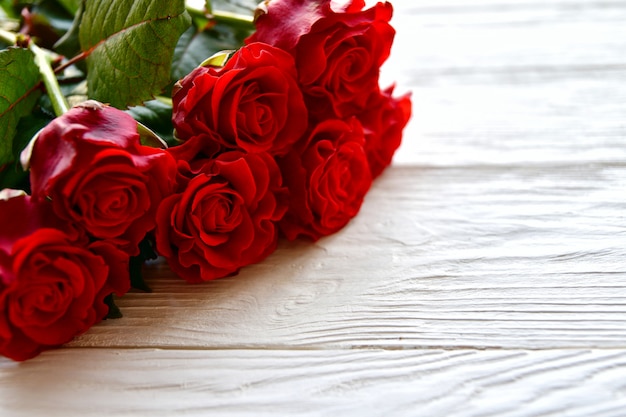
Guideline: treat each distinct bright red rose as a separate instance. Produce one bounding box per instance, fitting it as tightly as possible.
[279,118,372,240]
[155,151,288,283]
[359,85,412,178]
[27,102,178,255]
[172,42,308,156]
[249,0,395,119]
[0,193,129,361]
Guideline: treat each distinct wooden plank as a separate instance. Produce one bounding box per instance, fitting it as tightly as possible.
[386,0,626,80]
[63,165,626,350]
[391,0,626,8]
[384,0,626,166]
[395,78,626,166]
[2,1,624,416]
[2,348,626,416]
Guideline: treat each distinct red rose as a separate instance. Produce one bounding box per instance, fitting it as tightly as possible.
[359,85,412,178]
[249,0,395,119]
[155,151,288,283]
[172,42,308,156]
[279,118,372,240]
[27,102,178,255]
[165,135,223,191]
[0,193,129,361]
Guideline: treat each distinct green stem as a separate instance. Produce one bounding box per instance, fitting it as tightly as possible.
[186,0,210,14]
[30,43,70,116]
[186,5,254,29]
[0,28,17,45]
[0,28,69,116]
[211,10,254,27]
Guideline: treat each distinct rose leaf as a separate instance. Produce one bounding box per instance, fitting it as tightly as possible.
[170,22,251,88]
[126,99,175,146]
[78,0,191,108]
[0,110,53,191]
[57,0,82,15]
[54,1,83,60]
[0,47,42,167]
[170,25,217,85]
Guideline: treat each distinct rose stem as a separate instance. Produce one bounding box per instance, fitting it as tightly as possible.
[30,42,70,116]
[185,4,254,29]
[211,10,254,27]
[0,28,69,116]
[0,28,16,45]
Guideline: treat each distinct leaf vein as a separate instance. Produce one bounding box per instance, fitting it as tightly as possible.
[83,11,185,54]
[80,0,190,107]
[0,83,41,119]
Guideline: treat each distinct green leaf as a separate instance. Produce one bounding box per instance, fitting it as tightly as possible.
[0,47,42,167]
[31,0,75,34]
[126,98,175,145]
[199,50,232,68]
[56,0,81,15]
[79,0,191,108]
[171,26,229,82]
[136,121,168,149]
[171,26,210,83]
[54,0,83,59]
[0,108,53,191]
[170,21,252,87]
[0,0,19,20]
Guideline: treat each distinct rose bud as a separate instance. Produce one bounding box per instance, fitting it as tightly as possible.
[27,101,178,255]
[172,42,308,156]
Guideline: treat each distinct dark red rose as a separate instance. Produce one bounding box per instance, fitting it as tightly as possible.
[165,134,223,192]
[279,118,372,240]
[249,0,395,119]
[359,85,412,178]
[0,189,63,248]
[155,151,288,283]
[0,193,129,361]
[172,42,308,156]
[248,0,369,51]
[27,102,178,255]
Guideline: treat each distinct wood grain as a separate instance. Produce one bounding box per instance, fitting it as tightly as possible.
[54,0,625,351]
[2,1,625,415]
[386,0,626,166]
[65,164,626,350]
[2,348,626,417]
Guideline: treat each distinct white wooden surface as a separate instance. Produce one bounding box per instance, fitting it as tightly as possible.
[2,1,626,415]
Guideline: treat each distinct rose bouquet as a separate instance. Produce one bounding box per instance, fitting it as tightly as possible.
[0,0,411,361]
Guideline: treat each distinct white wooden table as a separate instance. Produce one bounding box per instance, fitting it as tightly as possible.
[2,1,626,415]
